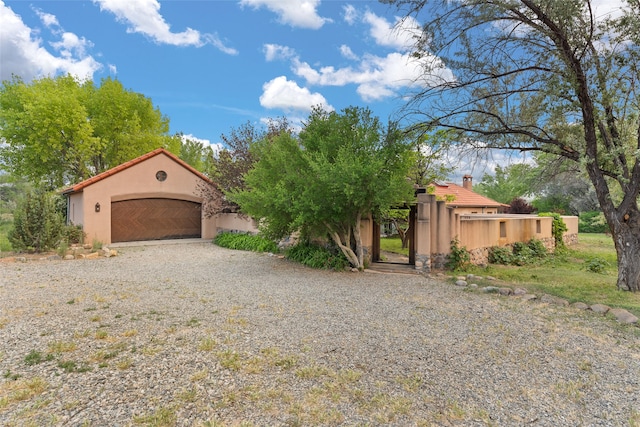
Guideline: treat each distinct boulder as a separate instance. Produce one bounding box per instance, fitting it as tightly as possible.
[590,304,610,314]
[608,308,638,325]
[571,302,589,310]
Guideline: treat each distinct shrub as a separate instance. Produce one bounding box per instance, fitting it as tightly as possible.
[578,211,608,233]
[8,188,65,253]
[63,224,85,245]
[527,238,548,258]
[488,246,512,264]
[583,257,610,274]
[214,232,278,253]
[445,238,470,270]
[286,241,349,270]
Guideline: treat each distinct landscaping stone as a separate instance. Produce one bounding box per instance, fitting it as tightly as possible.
[468,283,478,289]
[590,304,610,314]
[64,254,75,260]
[14,256,27,263]
[482,286,500,293]
[498,287,513,296]
[521,294,538,302]
[608,308,638,325]
[513,288,528,296]
[572,302,589,310]
[455,280,468,287]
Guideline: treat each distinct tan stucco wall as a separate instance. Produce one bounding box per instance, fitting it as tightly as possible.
[459,214,553,251]
[214,213,259,235]
[69,154,216,245]
[452,206,501,215]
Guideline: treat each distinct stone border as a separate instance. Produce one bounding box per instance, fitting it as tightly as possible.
[448,273,639,326]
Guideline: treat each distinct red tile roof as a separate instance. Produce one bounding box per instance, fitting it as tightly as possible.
[62,148,212,195]
[430,182,509,208]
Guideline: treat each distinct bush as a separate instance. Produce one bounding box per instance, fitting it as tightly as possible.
[488,246,512,264]
[579,211,608,233]
[63,224,85,245]
[583,257,610,274]
[445,238,470,270]
[527,238,548,258]
[8,188,65,253]
[286,241,349,270]
[214,232,278,253]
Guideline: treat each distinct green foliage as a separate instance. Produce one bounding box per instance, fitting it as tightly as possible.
[446,238,470,270]
[488,238,547,266]
[488,246,512,265]
[285,242,350,271]
[63,225,85,245]
[8,188,65,253]
[579,211,608,233]
[539,212,568,249]
[214,232,278,253]
[231,106,414,269]
[475,164,536,204]
[583,257,611,274]
[0,75,176,187]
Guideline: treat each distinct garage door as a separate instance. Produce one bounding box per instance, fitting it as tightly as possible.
[111,198,201,243]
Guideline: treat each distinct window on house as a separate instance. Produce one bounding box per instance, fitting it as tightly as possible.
[500,221,507,238]
[536,219,541,234]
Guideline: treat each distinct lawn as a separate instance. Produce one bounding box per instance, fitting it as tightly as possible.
[462,233,640,317]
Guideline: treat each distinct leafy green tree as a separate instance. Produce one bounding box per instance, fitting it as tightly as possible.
[231,106,415,270]
[385,0,640,291]
[0,75,177,188]
[176,133,212,173]
[475,164,536,204]
[9,187,65,253]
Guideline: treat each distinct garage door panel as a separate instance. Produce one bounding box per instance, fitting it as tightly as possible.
[112,199,201,242]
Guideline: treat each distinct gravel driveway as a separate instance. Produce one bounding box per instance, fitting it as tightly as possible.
[1,242,639,426]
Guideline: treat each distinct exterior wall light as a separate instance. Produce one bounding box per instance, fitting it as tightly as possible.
[95,202,101,213]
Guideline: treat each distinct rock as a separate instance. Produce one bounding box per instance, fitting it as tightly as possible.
[590,304,610,314]
[513,288,528,296]
[498,287,513,296]
[608,308,638,324]
[521,294,538,302]
[482,286,500,293]
[457,276,466,281]
[83,244,92,250]
[485,276,497,281]
[47,255,62,261]
[14,256,27,263]
[455,280,468,287]
[468,283,478,289]
[572,302,589,310]
[540,294,569,306]
[84,252,100,259]
[64,254,75,260]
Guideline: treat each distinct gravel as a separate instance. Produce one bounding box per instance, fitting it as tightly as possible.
[1,242,639,426]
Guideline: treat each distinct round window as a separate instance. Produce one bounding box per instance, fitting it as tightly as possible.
[156,170,167,182]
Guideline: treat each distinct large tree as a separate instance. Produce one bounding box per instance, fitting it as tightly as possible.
[0,75,178,187]
[385,0,640,291]
[231,106,415,270]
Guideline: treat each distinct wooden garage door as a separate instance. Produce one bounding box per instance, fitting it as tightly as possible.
[111,198,201,243]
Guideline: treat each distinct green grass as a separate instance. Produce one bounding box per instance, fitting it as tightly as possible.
[0,219,13,252]
[464,233,640,317]
[380,236,409,256]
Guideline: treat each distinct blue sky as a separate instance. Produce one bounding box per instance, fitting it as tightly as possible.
[1,0,442,150]
[1,0,626,182]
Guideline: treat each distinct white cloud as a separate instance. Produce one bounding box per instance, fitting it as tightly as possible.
[0,1,101,81]
[93,0,237,54]
[263,44,296,62]
[260,76,333,112]
[181,133,224,157]
[343,4,358,25]
[363,11,421,51]
[291,51,453,102]
[240,0,329,29]
[339,44,358,60]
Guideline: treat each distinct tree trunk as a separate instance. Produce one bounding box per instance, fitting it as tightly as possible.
[353,214,364,270]
[611,210,640,292]
[328,229,360,269]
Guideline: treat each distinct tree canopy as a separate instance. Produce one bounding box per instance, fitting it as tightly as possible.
[231,106,415,269]
[385,0,640,291]
[0,75,179,188]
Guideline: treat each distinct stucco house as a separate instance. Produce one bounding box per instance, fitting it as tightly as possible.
[62,148,254,245]
[429,175,509,214]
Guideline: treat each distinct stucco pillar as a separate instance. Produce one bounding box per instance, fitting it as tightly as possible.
[360,214,373,267]
[434,200,450,269]
[414,193,433,272]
